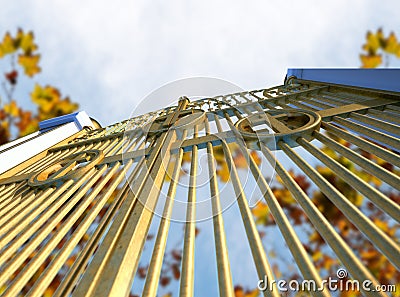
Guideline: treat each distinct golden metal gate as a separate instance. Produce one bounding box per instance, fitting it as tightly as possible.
[0,71,399,297]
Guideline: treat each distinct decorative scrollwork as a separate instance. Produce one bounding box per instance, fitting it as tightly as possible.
[235,109,321,149]
[28,150,104,188]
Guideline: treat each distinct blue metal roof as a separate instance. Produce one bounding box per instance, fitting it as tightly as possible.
[286,68,400,93]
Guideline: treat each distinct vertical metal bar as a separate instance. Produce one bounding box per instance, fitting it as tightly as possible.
[179,126,198,297]
[313,131,400,190]
[26,161,129,297]
[349,113,400,136]
[279,141,400,269]
[214,114,279,297]
[368,108,400,125]
[142,130,187,297]
[260,142,388,297]
[297,137,400,222]
[321,122,400,167]
[237,142,328,297]
[72,124,177,297]
[204,115,235,297]
[0,166,103,291]
[53,156,147,297]
[223,110,328,297]
[333,116,400,150]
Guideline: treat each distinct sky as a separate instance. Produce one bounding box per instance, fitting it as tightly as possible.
[2,1,400,296]
[2,0,400,127]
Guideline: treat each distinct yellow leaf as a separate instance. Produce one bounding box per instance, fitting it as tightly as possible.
[19,119,39,137]
[312,250,323,261]
[31,84,60,113]
[360,54,382,68]
[316,165,333,179]
[245,289,259,297]
[18,54,41,76]
[213,145,225,163]
[252,202,269,217]
[252,202,269,225]
[383,32,400,55]
[0,32,17,57]
[16,29,37,54]
[274,188,295,204]
[52,97,79,117]
[217,162,230,182]
[3,100,19,117]
[182,151,191,163]
[363,30,381,54]
[0,285,6,294]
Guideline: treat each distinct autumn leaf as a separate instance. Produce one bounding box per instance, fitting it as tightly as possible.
[5,70,18,85]
[53,97,79,117]
[160,276,171,287]
[0,121,9,145]
[31,84,59,111]
[0,32,17,57]
[360,28,400,67]
[18,54,41,77]
[252,202,270,225]
[360,54,382,68]
[15,29,38,54]
[217,162,230,182]
[234,286,259,297]
[3,100,19,117]
[363,30,382,54]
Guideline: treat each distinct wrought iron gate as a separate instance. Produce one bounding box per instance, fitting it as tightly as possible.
[0,71,399,297]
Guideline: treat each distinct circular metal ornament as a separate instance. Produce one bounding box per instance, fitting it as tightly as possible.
[235,109,321,150]
[28,149,104,188]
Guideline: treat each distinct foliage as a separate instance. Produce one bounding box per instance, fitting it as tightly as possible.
[0,28,78,145]
[360,28,400,68]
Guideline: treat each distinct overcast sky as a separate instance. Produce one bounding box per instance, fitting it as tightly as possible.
[2,0,400,126]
